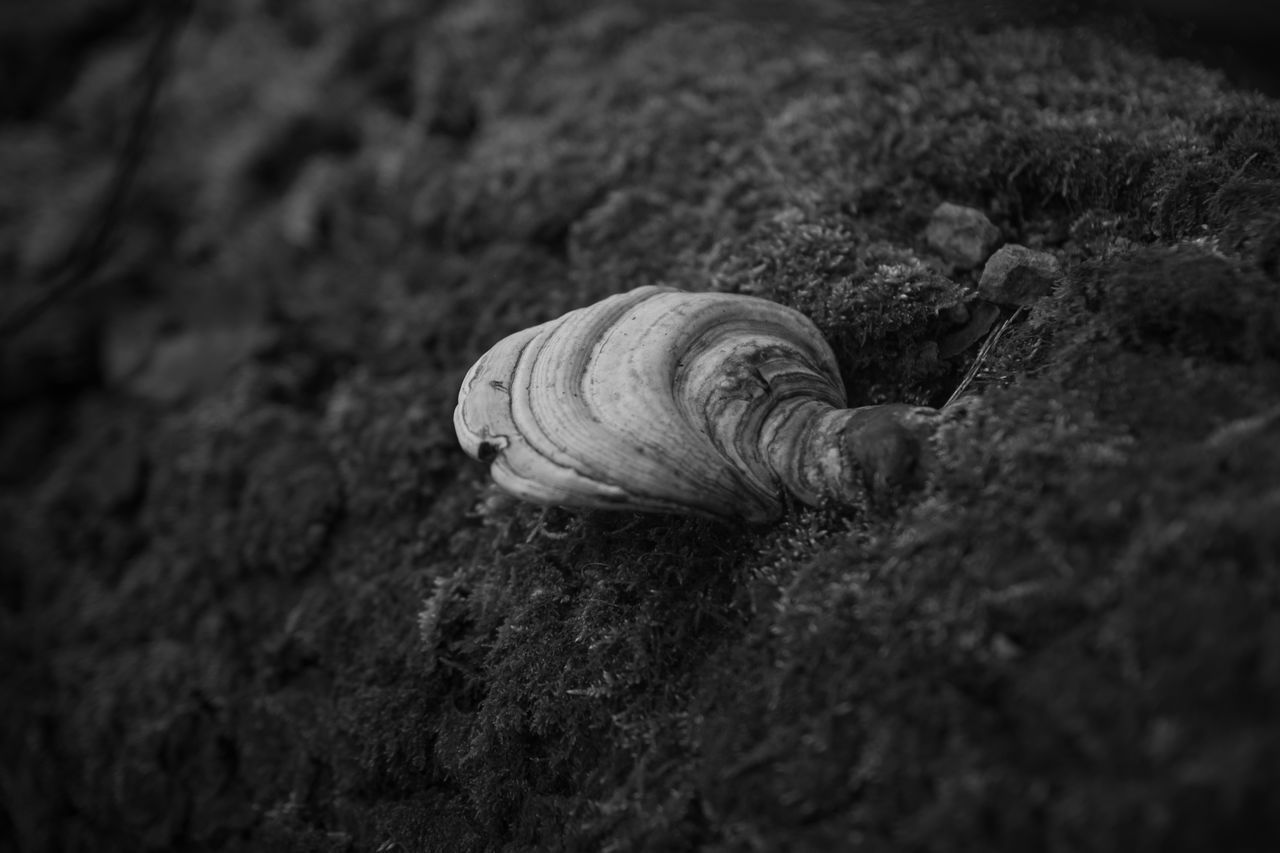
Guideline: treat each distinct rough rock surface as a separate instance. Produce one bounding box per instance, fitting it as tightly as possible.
[924,202,1002,270]
[979,244,1063,305]
[3,2,1280,851]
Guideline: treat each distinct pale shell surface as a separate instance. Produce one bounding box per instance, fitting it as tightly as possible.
[454,286,849,521]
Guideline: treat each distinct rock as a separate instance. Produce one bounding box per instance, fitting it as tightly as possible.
[979,244,1061,305]
[938,300,1002,358]
[924,202,1001,270]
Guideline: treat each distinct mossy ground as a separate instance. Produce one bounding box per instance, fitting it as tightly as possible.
[2,1,1279,851]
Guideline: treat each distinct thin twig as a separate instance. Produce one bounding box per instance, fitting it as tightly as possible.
[943,305,1025,409]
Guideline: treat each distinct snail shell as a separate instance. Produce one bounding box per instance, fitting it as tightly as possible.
[454,286,938,522]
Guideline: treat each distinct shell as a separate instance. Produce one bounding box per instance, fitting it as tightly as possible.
[454,286,938,522]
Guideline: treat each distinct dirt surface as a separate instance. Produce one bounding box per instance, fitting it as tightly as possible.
[3,1,1279,850]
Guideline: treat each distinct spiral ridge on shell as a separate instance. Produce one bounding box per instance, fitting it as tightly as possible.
[454,285,935,521]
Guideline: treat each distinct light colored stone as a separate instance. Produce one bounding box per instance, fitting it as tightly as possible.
[924,202,1001,270]
[979,244,1061,305]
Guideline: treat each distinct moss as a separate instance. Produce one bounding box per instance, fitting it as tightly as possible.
[1064,245,1280,363]
[731,221,965,401]
[5,2,1280,852]
[1148,101,1280,252]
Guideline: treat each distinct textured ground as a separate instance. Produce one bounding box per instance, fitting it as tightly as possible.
[3,1,1279,851]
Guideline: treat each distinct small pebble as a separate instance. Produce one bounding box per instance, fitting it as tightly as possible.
[979,244,1061,306]
[924,202,1001,270]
